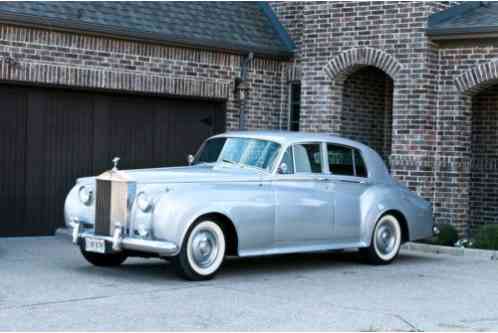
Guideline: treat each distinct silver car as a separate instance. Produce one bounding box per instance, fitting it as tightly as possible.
[65,131,435,280]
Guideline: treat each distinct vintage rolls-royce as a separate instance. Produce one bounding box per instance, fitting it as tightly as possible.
[65,131,436,280]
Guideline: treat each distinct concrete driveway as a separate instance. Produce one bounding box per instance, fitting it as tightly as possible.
[1,235,498,331]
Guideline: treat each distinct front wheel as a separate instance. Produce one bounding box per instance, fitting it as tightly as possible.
[173,220,226,281]
[362,214,402,265]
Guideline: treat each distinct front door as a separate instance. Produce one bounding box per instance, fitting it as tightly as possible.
[273,143,334,243]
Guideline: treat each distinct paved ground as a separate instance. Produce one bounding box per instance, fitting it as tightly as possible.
[1,236,498,331]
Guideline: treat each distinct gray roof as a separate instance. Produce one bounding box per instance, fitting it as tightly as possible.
[427,2,498,39]
[216,130,374,152]
[0,1,294,58]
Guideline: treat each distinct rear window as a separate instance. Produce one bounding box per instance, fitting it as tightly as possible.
[327,144,368,177]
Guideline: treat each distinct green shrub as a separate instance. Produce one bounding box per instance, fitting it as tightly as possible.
[473,225,498,250]
[435,224,459,246]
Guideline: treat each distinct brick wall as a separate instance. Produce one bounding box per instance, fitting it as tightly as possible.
[0,24,290,131]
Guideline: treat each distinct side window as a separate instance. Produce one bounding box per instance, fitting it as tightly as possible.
[354,149,368,178]
[327,144,354,176]
[327,144,369,177]
[278,147,295,174]
[294,143,322,173]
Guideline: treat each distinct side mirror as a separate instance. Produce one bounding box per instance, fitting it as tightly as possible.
[187,154,195,165]
[278,162,288,174]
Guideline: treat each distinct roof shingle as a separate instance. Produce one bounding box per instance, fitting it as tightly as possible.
[427,2,498,39]
[0,1,294,57]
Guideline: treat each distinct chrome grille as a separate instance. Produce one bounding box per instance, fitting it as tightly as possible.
[95,179,111,236]
[94,171,135,236]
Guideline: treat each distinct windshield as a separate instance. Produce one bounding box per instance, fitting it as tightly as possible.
[195,137,281,171]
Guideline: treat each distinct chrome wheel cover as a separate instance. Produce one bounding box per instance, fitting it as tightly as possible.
[191,229,218,269]
[186,221,225,276]
[373,215,401,261]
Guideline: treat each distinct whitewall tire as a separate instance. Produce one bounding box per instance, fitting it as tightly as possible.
[174,220,226,280]
[363,214,402,265]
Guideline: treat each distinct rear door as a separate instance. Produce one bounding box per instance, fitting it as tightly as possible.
[326,143,370,243]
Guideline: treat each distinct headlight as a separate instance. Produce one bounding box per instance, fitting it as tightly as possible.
[78,186,93,206]
[136,191,153,212]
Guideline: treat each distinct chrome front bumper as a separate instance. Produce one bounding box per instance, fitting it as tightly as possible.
[70,219,178,256]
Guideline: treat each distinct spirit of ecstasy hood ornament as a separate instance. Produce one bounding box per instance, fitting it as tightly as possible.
[112,157,120,171]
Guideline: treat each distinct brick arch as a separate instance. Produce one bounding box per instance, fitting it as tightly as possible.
[323,48,404,81]
[455,60,498,94]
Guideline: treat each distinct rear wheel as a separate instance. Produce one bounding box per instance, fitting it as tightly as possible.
[80,247,127,267]
[362,214,401,265]
[173,219,226,281]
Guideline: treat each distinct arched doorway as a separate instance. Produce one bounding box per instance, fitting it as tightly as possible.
[341,66,394,161]
[470,83,498,231]
[323,48,402,163]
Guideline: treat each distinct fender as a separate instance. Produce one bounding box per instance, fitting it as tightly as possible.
[151,181,274,255]
[360,185,432,245]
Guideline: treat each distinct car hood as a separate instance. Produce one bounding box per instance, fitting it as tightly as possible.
[77,164,266,184]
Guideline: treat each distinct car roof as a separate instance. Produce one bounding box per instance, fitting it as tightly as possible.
[213,130,370,148]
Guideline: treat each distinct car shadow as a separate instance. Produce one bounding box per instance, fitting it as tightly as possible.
[219,250,443,278]
[71,249,442,282]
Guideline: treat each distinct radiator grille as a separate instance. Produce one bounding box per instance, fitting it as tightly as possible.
[95,179,111,236]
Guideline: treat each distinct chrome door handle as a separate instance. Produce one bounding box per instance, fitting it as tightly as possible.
[316,177,330,182]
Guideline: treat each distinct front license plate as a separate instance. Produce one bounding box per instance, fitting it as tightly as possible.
[85,238,106,254]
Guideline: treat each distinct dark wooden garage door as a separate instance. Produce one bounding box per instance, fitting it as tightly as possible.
[0,85,225,237]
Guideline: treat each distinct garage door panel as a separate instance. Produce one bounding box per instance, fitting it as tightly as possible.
[152,101,171,168]
[167,100,221,166]
[23,90,49,235]
[0,86,226,236]
[0,88,27,236]
[93,95,111,174]
[107,96,156,170]
[42,91,95,234]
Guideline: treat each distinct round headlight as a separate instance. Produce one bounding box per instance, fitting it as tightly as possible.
[78,186,93,206]
[136,192,153,212]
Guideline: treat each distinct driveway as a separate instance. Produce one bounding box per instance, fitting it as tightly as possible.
[1,235,498,331]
